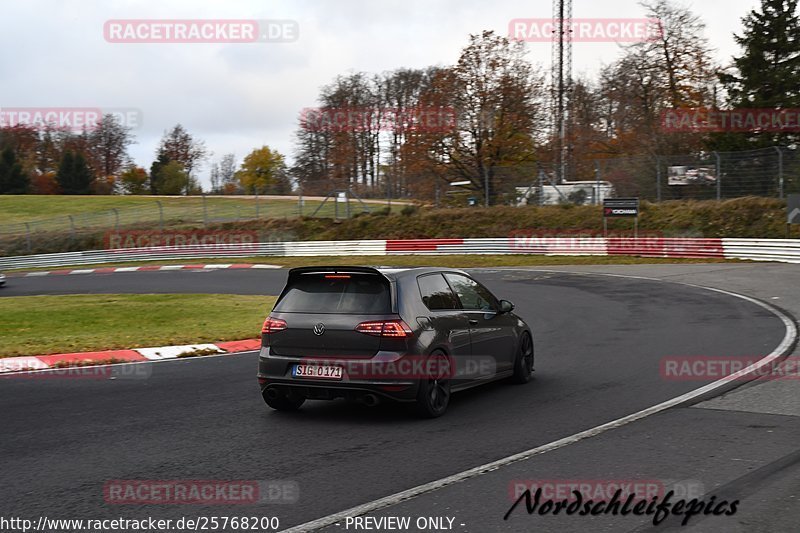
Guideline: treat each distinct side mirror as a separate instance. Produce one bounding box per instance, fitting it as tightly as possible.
[499,300,514,313]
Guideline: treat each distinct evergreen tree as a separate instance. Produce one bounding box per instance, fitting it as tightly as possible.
[73,152,94,194]
[717,0,800,148]
[0,147,30,194]
[149,152,171,194]
[56,151,93,194]
[55,151,74,193]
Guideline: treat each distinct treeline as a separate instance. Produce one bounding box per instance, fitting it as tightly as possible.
[0,120,291,196]
[3,0,796,201]
[291,31,545,203]
[290,0,800,203]
[0,117,136,195]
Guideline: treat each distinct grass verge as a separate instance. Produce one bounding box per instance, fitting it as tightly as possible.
[0,195,407,226]
[0,195,306,224]
[0,294,276,358]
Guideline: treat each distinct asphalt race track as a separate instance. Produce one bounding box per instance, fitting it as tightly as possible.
[0,268,791,532]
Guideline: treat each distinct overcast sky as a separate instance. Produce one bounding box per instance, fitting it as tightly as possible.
[2,0,760,187]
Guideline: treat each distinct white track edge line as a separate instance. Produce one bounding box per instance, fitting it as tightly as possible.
[0,350,261,376]
[12,264,284,276]
[279,273,797,533]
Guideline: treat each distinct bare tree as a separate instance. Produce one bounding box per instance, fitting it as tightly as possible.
[640,0,717,109]
[434,30,545,204]
[219,153,237,188]
[209,153,238,194]
[88,113,135,181]
[209,161,221,193]
[593,0,717,156]
[292,109,333,194]
[156,124,208,180]
[290,32,545,204]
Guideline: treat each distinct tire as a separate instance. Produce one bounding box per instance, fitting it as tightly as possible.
[263,389,306,411]
[510,332,534,384]
[415,352,451,418]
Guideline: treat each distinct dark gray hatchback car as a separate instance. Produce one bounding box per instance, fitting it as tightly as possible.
[257,266,534,417]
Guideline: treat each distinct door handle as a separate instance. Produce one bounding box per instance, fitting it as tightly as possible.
[468,319,479,325]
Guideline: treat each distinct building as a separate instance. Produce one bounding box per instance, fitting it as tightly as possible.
[516,181,616,206]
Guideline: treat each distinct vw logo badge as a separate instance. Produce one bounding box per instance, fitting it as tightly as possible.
[313,323,325,336]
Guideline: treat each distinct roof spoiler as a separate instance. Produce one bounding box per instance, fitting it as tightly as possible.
[287,266,384,279]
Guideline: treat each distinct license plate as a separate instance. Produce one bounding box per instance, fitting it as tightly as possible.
[292,364,343,380]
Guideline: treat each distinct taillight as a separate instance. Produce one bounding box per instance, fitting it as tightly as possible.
[355,320,412,337]
[262,317,288,334]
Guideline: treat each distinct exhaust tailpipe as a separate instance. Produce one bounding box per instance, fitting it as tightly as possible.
[361,394,380,407]
[264,388,280,401]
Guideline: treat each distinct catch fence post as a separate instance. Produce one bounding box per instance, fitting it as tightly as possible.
[298,187,303,216]
[774,146,784,199]
[594,160,601,205]
[656,156,662,203]
[157,200,164,230]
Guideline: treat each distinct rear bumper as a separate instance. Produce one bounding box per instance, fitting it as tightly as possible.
[257,346,420,402]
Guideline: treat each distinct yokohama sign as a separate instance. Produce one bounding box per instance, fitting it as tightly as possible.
[603,198,639,218]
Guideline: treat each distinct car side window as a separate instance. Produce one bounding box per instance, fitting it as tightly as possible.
[443,273,498,311]
[417,273,460,311]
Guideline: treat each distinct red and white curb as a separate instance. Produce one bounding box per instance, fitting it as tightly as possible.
[0,338,261,373]
[13,263,282,277]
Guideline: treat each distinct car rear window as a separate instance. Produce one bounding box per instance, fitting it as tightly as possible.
[274,273,391,314]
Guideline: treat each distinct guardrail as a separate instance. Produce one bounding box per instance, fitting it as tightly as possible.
[0,237,799,271]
